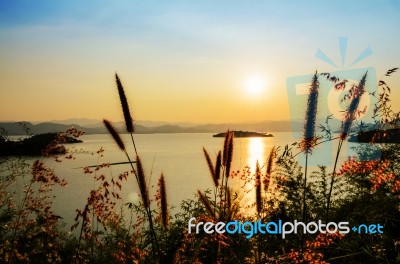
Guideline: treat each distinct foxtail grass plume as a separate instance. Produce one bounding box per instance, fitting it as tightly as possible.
[158,173,168,229]
[103,119,125,151]
[136,155,150,209]
[255,161,262,214]
[340,72,368,140]
[215,151,222,184]
[115,73,134,133]
[223,131,234,178]
[203,147,217,187]
[222,130,230,166]
[264,146,275,192]
[302,72,319,153]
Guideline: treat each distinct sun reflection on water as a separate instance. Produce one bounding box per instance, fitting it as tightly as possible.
[231,137,280,214]
[232,137,267,211]
[246,137,265,172]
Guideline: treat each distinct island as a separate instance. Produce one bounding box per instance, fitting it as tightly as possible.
[213,131,273,138]
[0,132,82,156]
[349,128,400,143]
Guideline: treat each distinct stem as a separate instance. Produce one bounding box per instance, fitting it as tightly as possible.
[300,152,309,257]
[223,171,230,220]
[220,168,225,220]
[77,207,88,247]
[213,183,219,261]
[124,136,159,258]
[214,186,217,220]
[130,133,138,156]
[326,139,343,223]
[302,153,309,222]
[223,156,231,221]
[127,206,134,239]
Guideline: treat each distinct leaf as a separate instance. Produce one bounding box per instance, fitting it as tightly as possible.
[379,80,386,86]
[385,67,398,76]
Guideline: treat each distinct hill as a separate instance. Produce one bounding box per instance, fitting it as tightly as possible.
[0,120,301,136]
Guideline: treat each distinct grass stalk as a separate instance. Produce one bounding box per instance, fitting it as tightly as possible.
[103,73,160,257]
[222,131,233,219]
[326,139,343,222]
[159,173,168,229]
[300,71,319,256]
[203,147,217,188]
[326,72,367,223]
[255,161,262,216]
[115,73,134,133]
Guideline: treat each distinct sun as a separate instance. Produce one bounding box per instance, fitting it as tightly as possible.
[244,75,266,95]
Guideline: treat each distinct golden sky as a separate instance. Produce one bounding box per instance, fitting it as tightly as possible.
[1,1,399,124]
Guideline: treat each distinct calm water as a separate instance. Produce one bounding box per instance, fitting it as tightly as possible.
[10,132,358,228]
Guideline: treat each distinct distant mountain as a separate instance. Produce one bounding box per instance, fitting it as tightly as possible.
[0,122,104,135]
[39,119,205,129]
[0,120,301,136]
[137,120,203,128]
[45,118,102,128]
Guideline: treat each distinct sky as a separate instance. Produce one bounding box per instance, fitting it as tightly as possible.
[1,0,399,124]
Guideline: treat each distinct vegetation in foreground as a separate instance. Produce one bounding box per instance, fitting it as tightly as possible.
[1,70,400,263]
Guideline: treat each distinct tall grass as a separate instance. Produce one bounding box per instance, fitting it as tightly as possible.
[200,131,234,222]
[326,71,368,222]
[298,72,320,255]
[203,147,218,188]
[115,73,137,154]
[102,73,161,258]
[158,173,168,229]
[255,161,262,215]
[264,146,275,194]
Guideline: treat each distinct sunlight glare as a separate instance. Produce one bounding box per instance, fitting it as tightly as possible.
[245,75,265,95]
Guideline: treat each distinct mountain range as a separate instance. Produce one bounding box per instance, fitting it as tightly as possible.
[0,119,302,135]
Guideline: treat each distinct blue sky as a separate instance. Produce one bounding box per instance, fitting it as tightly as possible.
[1,1,399,123]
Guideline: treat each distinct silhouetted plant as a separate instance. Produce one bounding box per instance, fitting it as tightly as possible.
[299,71,320,254]
[326,71,368,222]
[101,73,160,259]
[158,174,168,230]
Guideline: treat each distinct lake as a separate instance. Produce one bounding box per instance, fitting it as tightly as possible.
[8,132,359,228]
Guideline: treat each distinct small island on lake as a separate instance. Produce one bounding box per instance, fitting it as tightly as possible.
[213,130,273,138]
